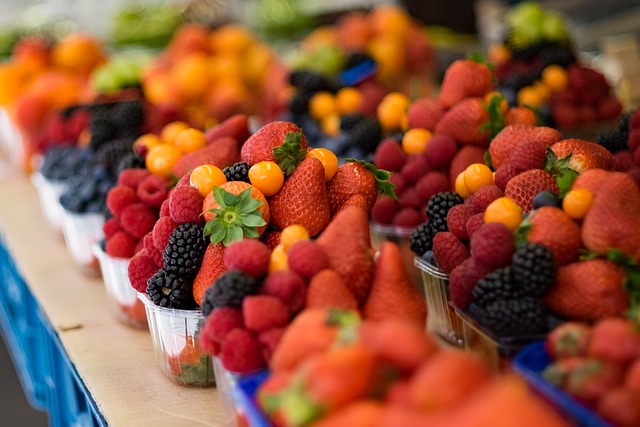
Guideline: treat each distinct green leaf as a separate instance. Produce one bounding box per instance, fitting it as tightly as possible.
[242,214,267,227]
[225,227,243,245]
[240,198,263,214]
[513,214,532,248]
[480,94,505,140]
[343,158,399,201]
[555,168,579,197]
[222,190,239,206]
[213,186,227,209]
[208,226,227,244]
[241,226,259,239]
[273,131,306,176]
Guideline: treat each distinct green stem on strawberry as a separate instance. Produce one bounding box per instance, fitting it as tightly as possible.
[273,131,307,176]
[203,186,266,246]
[544,148,578,197]
[480,94,505,141]
[326,309,361,345]
[343,158,399,201]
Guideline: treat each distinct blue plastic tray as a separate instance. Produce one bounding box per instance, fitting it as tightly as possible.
[234,371,272,427]
[513,341,612,427]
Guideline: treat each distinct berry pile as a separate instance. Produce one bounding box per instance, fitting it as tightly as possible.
[595,109,640,187]
[39,144,93,181]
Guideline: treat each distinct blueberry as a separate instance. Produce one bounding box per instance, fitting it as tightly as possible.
[532,190,562,210]
[421,250,435,265]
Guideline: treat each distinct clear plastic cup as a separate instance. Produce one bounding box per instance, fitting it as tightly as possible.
[92,244,147,329]
[31,172,69,235]
[139,294,215,387]
[60,210,104,276]
[414,256,465,347]
[213,357,241,427]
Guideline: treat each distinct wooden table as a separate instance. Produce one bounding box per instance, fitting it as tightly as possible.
[0,162,225,426]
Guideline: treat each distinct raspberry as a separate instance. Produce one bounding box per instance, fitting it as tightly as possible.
[118,168,150,190]
[258,327,286,363]
[432,232,470,274]
[105,231,137,258]
[261,230,281,252]
[374,138,406,172]
[415,172,450,203]
[202,307,244,344]
[175,172,191,187]
[465,213,484,239]
[137,174,169,208]
[425,135,457,169]
[160,199,170,217]
[449,257,489,308]
[614,150,634,172]
[200,331,220,356]
[120,203,157,239]
[106,185,138,217]
[103,217,123,240]
[630,130,640,153]
[371,196,399,225]
[631,110,640,130]
[472,185,504,213]
[128,250,159,293]
[407,98,445,130]
[446,204,475,240]
[470,222,515,270]
[134,239,144,254]
[511,139,548,172]
[169,185,204,224]
[287,240,329,279]
[143,233,164,267]
[261,270,307,313]
[389,172,406,196]
[400,154,430,184]
[243,295,290,332]
[399,187,422,210]
[223,239,271,278]
[494,163,518,192]
[152,216,178,252]
[392,208,423,227]
[220,328,265,373]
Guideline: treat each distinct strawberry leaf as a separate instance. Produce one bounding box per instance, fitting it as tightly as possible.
[480,94,505,141]
[544,148,578,197]
[344,158,398,201]
[466,51,495,71]
[513,214,532,248]
[273,132,306,176]
[603,249,640,318]
[203,187,266,246]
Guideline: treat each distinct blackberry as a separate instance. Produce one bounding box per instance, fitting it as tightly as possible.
[200,270,259,315]
[426,192,463,234]
[162,223,207,278]
[469,297,547,336]
[288,71,338,93]
[111,100,144,135]
[596,130,627,154]
[509,42,544,60]
[540,45,576,68]
[147,269,195,309]
[89,117,117,149]
[116,152,146,176]
[223,162,250,183]
[94,138,135,171]
[472,267,523,308]
[348,117,382,154]
[409,222,434,257]
[289,91,311,115]
[511,243,556,296]
[617,111,633,140]
[340,113,367,132]
[40,144,85,180]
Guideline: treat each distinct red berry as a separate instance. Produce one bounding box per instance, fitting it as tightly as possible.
[220,328,265,373]
[415,171,449,202]
[103,217,123,240]
[494,163,518,192]
[392,208,423,227]
[223,239,271,278]
[470,222,515,270]
[143,233,164,267]
[425,135,457,169]
[287,240,329,280]
[202,307,244,344]
[258,327,286,363]
[261,270,307,313]
[374,138,406,172]
[472,185,504,213]
[449,257,489,308]
[615,150,634,172]
[137,174,169,208]
[128,250,159,293]
[465,213,485,239]
[243,295,290,332]
[169,185,203,224]
[511,139,548,172]
[152,216,178,252]
[159,199,170,217]
[389,172,406,196]
[631,111,640,131]
[407,98,445,131]
[105,231,137,258]
[399,187,422,209]
[629,129,640,153]
[432,231,469,274]
[371,196,399,225]
[120,203,157,239]
[106,185,138,217]
[118,168,151,190]
[446,204,475,240]
[400,154,430,184]
[261,230,281,252]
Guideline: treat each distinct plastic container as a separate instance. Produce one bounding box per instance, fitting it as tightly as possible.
[30,172,68,235]
[213,357,240,427]
[369,222,423,294]
[455,307,547,372]
[60,210,104,276]
[91,244,147,329]
[513,342,612,427]
[234,372,271,427]
[414,257,465,347]
[139,294,215,387]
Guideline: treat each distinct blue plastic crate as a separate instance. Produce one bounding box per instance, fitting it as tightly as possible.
[234,372,271,427]
[513,341,613,427]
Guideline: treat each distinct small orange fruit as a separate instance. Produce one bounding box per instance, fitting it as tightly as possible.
[248,161,285,197]
[464,163,493,193]
[321,113,341,137]
[455,172,471,199]
[562,188,594,220]
[377,92,410,133]
[402,128,431,155]
[174,128,207,153]
[280,225,310,252]
[190,164,227,197]
[335,87,363,114]
[484,197,523,231]
[161,121,190,145]
[309,91,336,121]
[542,65,569,93]
[134,134,161,155]
[145,143,182,177]
[306,148,339,181]
[269,244,289,272]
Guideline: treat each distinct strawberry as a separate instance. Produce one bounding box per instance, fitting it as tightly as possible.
[570,168,612,196]
[171,136,240,177]
[489,125,561,170]
[588,318,640,365]
[306,269,359,311]
[204,113,250,148]
[310,401,382,427]
[597,388,640,427]
[582,172,640,258]
[545,322,592,360]
[550,139,616,173]
[336,194,369,216]
[240,121,308,166]
[565,358,624,405]
[192,243,227,306]
[511,139,548,172]
[544,259,629,322]
[317,206,375,303]
[504,106,537,126]
[521,206,581,266]
[363,242,427,328]
[434,97,490,147]
[438,58,493,108]
[327,160,396,215]
[504,169,560,213]
[406,98,446,130]
[268,157,331,237]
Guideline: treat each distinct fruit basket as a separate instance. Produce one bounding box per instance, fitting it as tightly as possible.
[139,293,214,387]
[513,342,611,427]
[370,222,422,292]
[30,171,69,235]
[91,244,147,328]
[454,306,547,372]
[60,209,104,276]
[414,256,465,347]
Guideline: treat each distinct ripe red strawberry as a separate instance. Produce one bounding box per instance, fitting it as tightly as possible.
[317,206,375,303]
[434,97,490,147]
[171,136,240,177]
[424,135,457,169]
[545,322,592,360]
[327,160,393,214]
[269,157,330,237]
[241,121,308,166]
[193,243,227,306]
[565,358,624,404]
[505,169,560,213]
[582,172,640,258]
[438,59,493,108]
[374,138,406,172]
[407,98,446,130]
[544,259,629,322]
[470,222,514,270]
[489,125,561,170]
[597,388,640,427]
[448,146,486,188]
[306,269,359,311]
[525,206,581,266]
[511,139,548,172]
[550,139,616,172]
[204,114,250,148]
[570,168,612,197]
[432,232,469,273]
[588,318,640,365]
